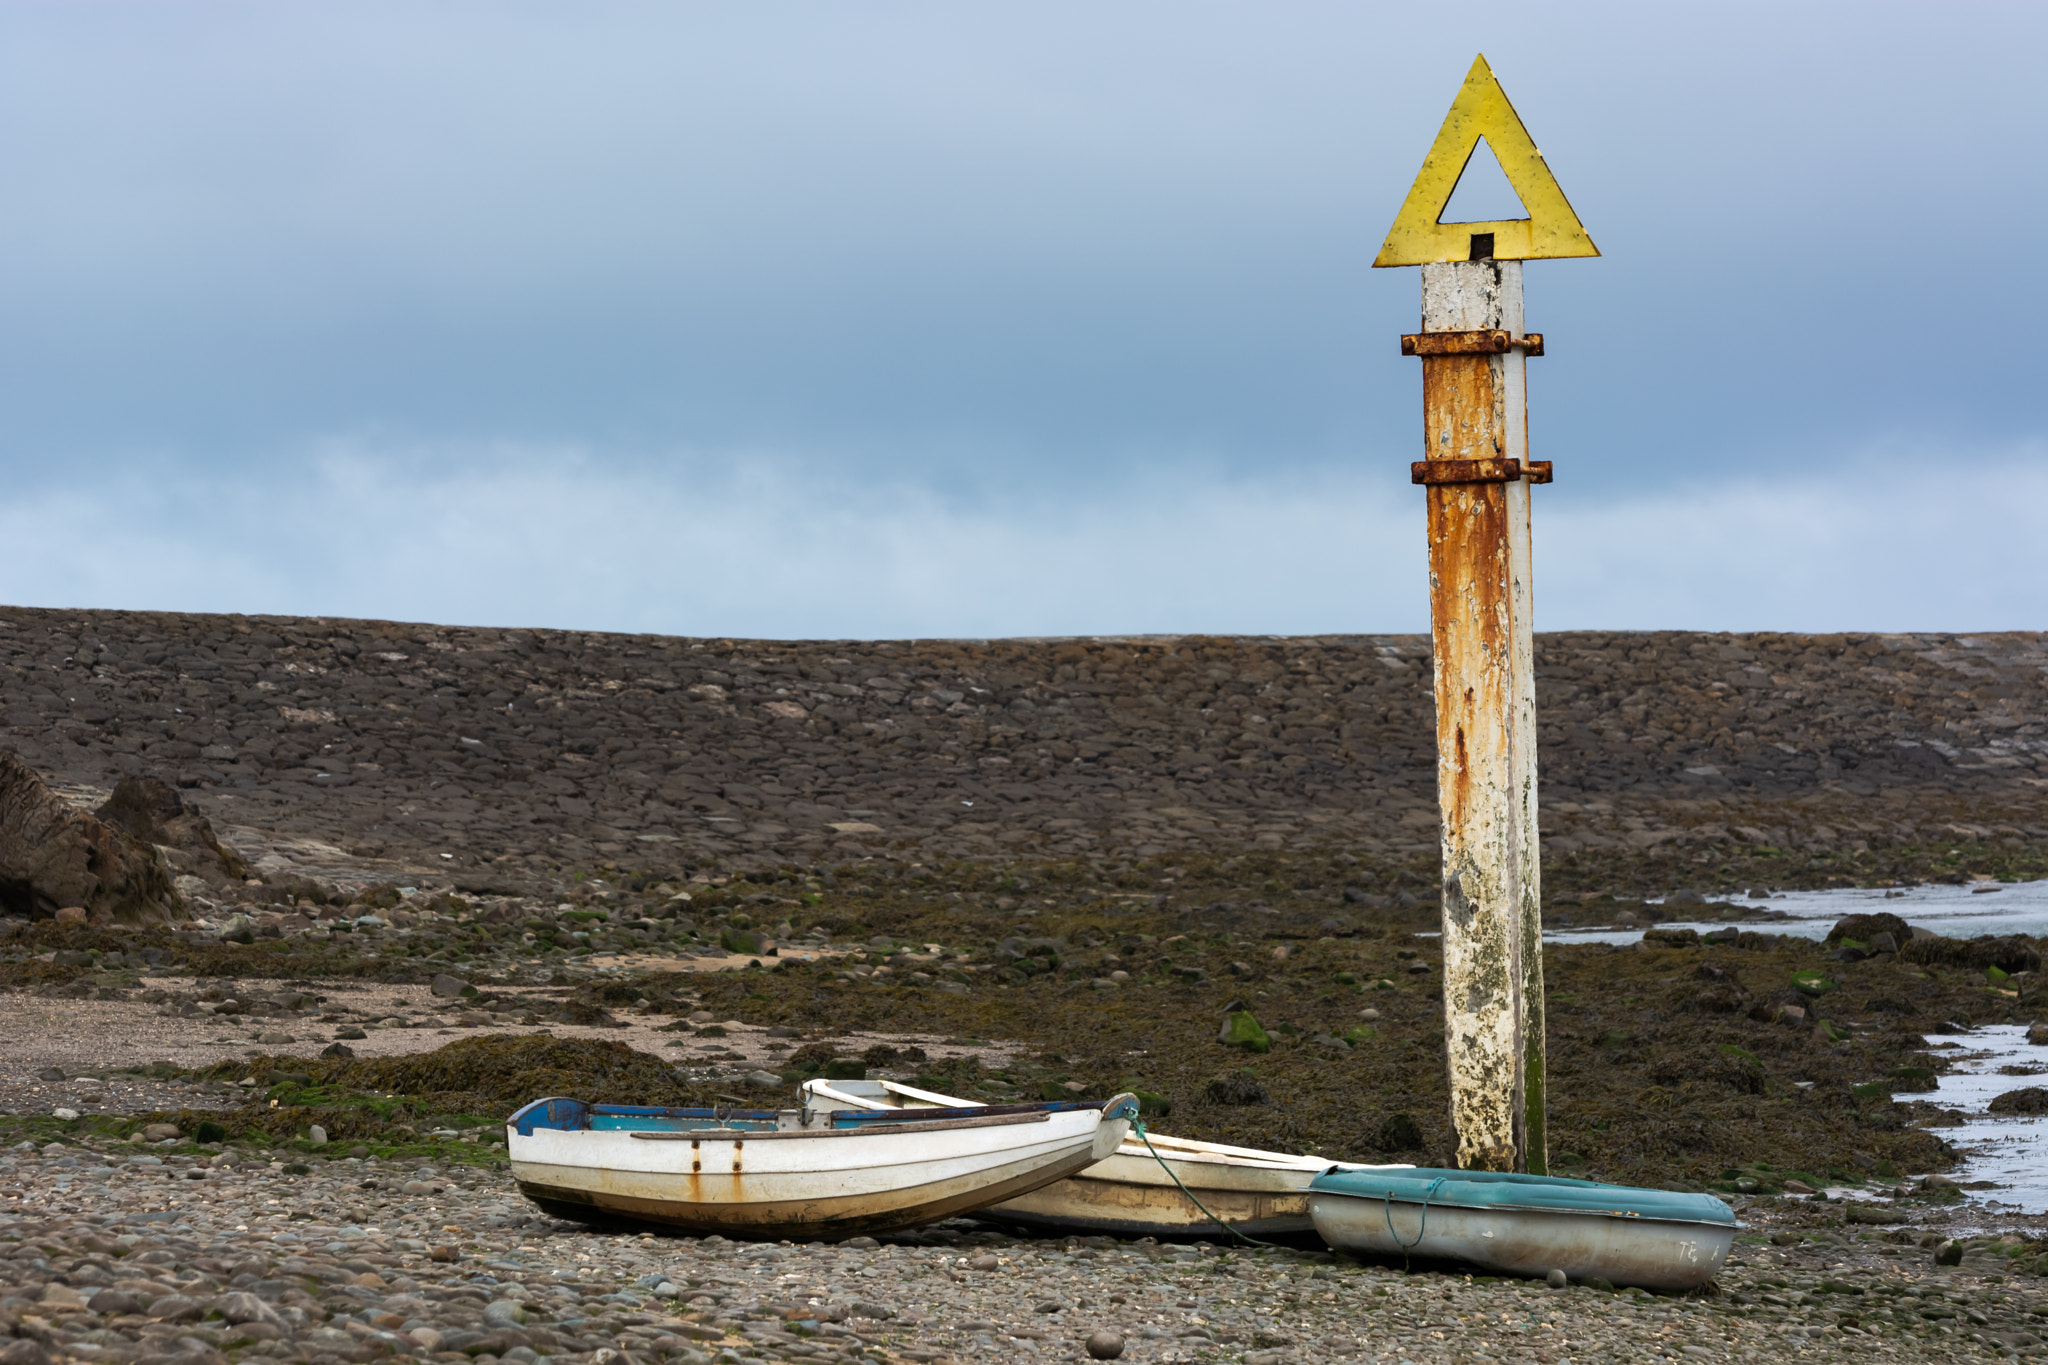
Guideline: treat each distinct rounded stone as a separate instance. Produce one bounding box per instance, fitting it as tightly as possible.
[1545,1268,1568,1289]
[1086,1330,1125,1360]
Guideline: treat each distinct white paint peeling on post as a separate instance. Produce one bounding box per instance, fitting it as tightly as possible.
[1417,259,1544,1172]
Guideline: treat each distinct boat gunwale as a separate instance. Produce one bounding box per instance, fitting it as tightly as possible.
[507,1093,1129,1138]
[1310,1188,1737,1229]
[622,1112,1054,1141]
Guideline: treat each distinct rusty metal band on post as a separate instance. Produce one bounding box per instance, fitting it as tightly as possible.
[1401,330,1544,357]
[1411,459,1553,486]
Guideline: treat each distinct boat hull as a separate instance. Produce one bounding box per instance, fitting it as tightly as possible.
[1309,1193,1733,1291]
[990,1147,1321,1236]
[510,1107,1129,1239]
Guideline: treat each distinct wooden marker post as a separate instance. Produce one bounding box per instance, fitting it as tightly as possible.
[1373,55,1598,1174]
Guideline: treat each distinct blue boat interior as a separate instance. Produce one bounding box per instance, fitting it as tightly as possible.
[1309,1166,1737,1226]
[508,1095,1123,1138]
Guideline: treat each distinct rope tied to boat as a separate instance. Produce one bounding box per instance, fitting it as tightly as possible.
[1131,1121,1291,1251]
[1383,1175,1446,1271]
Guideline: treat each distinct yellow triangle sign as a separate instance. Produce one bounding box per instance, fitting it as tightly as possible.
[1374,54,1598,267]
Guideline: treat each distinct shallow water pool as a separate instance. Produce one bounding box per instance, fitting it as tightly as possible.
[1902,1024,2048,1215]
[1541,878,2048,947]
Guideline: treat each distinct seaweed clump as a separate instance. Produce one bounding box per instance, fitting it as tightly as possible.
[1900,934,2041,975]
[148,1035,714,1148]
[326,1034,687,1108]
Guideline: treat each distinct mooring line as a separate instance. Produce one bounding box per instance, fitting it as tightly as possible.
[1382,1175,1445,1272]
[1131,1120,1292,1252]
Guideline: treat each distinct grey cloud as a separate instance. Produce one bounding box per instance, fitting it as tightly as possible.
[0,3,2040,631]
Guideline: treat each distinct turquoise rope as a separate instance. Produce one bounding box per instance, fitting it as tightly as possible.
[1383,1175,1446,1271]
[1131,1120,1292,1252]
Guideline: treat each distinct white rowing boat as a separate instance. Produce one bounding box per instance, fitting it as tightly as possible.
[507,1092,1137,1239]
[803,1078,1408,1237]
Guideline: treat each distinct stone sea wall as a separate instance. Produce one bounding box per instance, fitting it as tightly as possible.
[0,607,2042,876]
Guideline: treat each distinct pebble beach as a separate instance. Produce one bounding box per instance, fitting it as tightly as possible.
[2,1130,2044,1365]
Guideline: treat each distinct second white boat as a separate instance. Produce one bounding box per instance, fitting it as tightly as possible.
[803,1078,1408,1237]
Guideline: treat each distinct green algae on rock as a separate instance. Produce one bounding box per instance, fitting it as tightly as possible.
[1218,1008,1272,1053]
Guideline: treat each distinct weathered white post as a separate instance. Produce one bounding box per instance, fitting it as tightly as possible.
[1374,54,1597,1173]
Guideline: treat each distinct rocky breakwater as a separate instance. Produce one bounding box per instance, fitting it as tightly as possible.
[0,607,2041,887]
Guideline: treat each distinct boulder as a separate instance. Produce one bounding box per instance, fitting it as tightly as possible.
[1844,1203,1901,1225]
[1374,1112,1424,1150]
[1989,1087,2048,1116]
[88,1288,148,1316]
[0,750,183,925]
[218,1291,285,1327]
[92,775,253,885]
[1206,1074,1269,1106]
[1218,1009,1271,1053]
[1791,970,1835,998]
[145,1294,207,1322]
[1824,912,1912,947]
[721,927,767,955]
[1085,1331,1125,1360]
[430,974,470,998]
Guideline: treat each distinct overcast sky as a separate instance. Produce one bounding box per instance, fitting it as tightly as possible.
[1,2,2042,638]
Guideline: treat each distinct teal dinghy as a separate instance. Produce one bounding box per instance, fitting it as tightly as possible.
[1308,1168,1736,1290]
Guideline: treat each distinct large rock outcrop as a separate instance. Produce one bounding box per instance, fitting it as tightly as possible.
[0,750,182,924]
[93,775,253,886]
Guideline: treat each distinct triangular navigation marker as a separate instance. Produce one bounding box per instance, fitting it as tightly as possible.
[1374,54,1598,267]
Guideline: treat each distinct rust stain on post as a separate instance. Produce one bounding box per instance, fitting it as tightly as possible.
[1415,259,1546,1174]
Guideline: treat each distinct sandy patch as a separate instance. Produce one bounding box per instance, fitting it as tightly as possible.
[0,977,1017,1119]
